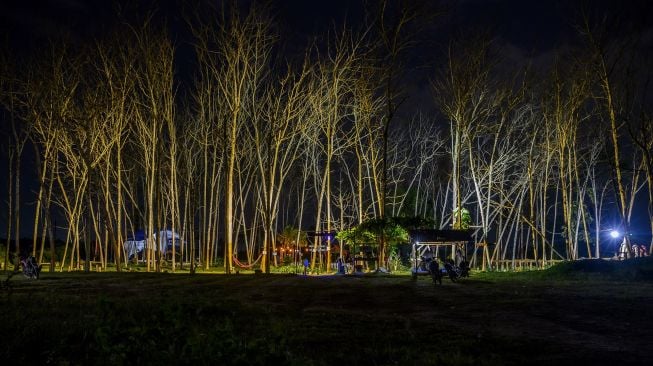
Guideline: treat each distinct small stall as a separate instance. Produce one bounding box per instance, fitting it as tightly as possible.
[304,231,338,272]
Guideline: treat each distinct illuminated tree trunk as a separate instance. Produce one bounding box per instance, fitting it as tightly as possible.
[10,101,25,271]
[166,126,179,272]
[31,144,50,258]
[115,136,123,271]
[310,168,328,272]
[4,149,13,271]
[225,107,239,274]
[527,130,539,264]
[38,163,55,269]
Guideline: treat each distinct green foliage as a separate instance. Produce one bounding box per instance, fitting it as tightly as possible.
[452,207,472,229]
[0,243,6,268]
[338,216,434,262]
[271,264,303,274]
[561,202,594,244]
[337,217,413,249]
[395,215,435,229]
[277,226,308,247]
[336,226,376,245]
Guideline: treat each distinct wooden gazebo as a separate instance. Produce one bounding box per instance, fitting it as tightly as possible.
[408,229,472,276]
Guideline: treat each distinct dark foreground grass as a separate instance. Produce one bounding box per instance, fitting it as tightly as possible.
[1,258,652,365]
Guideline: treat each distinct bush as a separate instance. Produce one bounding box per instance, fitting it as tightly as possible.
[271,264,302,274]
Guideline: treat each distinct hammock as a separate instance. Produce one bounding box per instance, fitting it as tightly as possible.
[233,253,263,269]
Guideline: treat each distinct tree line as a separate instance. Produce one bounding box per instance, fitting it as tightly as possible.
[1,1,652,273]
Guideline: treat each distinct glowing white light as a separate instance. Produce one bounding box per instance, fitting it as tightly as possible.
[610,230,620,239]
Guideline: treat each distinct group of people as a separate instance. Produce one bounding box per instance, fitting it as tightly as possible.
[419,248,470,285]
[617,240,649,260]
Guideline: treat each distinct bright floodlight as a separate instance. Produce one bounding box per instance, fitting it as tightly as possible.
[610,230,620,238]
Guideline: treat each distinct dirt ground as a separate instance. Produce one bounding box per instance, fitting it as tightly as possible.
[1,271,651,365]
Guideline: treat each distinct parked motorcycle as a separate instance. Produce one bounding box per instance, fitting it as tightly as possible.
[21,256,41,279]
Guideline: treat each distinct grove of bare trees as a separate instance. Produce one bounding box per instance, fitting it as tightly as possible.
[1,1,652,273]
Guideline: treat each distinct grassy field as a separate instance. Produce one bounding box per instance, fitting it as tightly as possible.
[1,258,652,365]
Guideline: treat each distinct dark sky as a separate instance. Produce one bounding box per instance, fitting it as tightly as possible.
[1,0,652,239]
[3,0,643,52]
[3,1,650,67]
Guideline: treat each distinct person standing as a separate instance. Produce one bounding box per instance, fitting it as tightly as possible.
[428,259,441,285]
[618,238,628,260]
[303,257,309,275]
[455,248,464,266]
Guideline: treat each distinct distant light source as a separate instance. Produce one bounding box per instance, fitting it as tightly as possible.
[610,230,620,239]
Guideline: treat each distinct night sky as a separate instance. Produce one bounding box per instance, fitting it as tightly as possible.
[2,0,650,94]
[1,0,652,239]
[5,1,648,58]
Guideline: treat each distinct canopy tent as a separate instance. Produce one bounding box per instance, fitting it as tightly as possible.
[123,229,182,259]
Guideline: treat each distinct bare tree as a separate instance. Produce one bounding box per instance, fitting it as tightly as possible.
[306,27,368,272]
[432,36,496,232]
[250,57,312,273]
[131,23,175,271]
[581,11,639,256]
[190,5,275,273]
[25,41,80,271]
[0,53,32,271]
[367,0,429,269]
[93,33,138,272]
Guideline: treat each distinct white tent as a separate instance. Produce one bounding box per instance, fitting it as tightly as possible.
[123,230,182,260]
